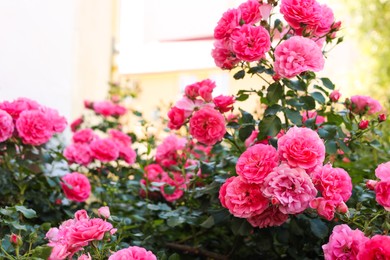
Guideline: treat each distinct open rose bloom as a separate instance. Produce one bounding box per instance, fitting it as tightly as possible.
[0,97,67,145]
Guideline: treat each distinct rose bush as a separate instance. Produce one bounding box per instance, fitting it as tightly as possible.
[1,0,390,259]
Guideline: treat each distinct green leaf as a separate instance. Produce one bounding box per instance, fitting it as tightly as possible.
[239,108,254,123]
[327,113,344,126]
[15,205,37,219]
[285,108,303,125]
[311,92,326,104]
[30,246,52,259]
[258,115,282,139]
[239,125,255,142]
[321,78,335,90]
[247,66,266,74]
[231,218,253,236]
[283,79,306,91]
[266,82,283,104]
[236,94,249,101]
[167,216,185,227]
[163,185,176,195]
[299,96,316,110]
[286,98,304,109]
[168,253,180,260]
[264,104,283,116]
[200,216,215,228]
[309,219,329,239]
[325,140,338,154]
[337,140,351,154]
[0,207,15,217]
[233,69,245,80]
[313,84,329,96]
[200,161,215,175]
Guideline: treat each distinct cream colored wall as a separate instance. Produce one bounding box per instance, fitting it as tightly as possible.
[0,1,114,130]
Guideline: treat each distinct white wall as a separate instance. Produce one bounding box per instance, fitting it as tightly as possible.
[0,0,113,124]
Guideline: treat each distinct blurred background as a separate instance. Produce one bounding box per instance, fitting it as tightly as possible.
[0,0,389,125]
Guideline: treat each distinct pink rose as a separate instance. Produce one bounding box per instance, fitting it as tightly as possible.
[189,107,226,146]
[278,126,325,170]
[45,228,59,242]
[74,210,89,220]
[375,162,390,181]
[223,176,269,218]
[357,235,390,260]
[10,233,21,245]
[41,107,67,133]
[375,181,390,211]
[280,0,322,34]
[167,106,187,130]
[262,164,317,214]
[175,97,206,117]
[156,134,187,168]
[315,4,335,36]
[0,97,40,120]
[198,79,216,102]
[236,144,279,184]
[274,36,325,78]
[231,24,271,62]
[15,110,53,145]
[67,218,113,248]
[309,197,337,220]
[90,138,119,162]
[70,117,83,132]
[185,83,200,99]
[160,172,188,202]
[302,111,325,125]
[211,39,240,70]
[379,113,386,122]
[48,244,71,260]
[72,128,97,144]
[329,90,341,102]
[120,147,137,164]
[108,129,132,146]
[98,206,110,219]
[322,224,368,260]
[219,176,235,208]
[78,253,92,260]
[0,110,14,142]
[358,120,369,130]
[244,130,259,147]
[350,95,382,115]
[238,0,261,24]
[144,164,168,183]
[259,3,273,21]
[108,129,136,164]
[214,8,241,40]
[63,143,93,166]
[213,95,235,113]
[247,206,289,228]
[108,246,157,260]
[312,164,352,203]
[61,172,91,203]
[93,101,126,117]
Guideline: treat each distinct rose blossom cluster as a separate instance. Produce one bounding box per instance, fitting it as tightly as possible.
[323,224,390,260]
[211,0,341,79]
[84,99,127,118]
[46,209,116,259]
[366,161,390,211]
[64,128,136,166]
[108,246,157,260]
[0,97,67,145]
[219,126,353,228]
[140,134,211,202]
[167,79,234,145]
